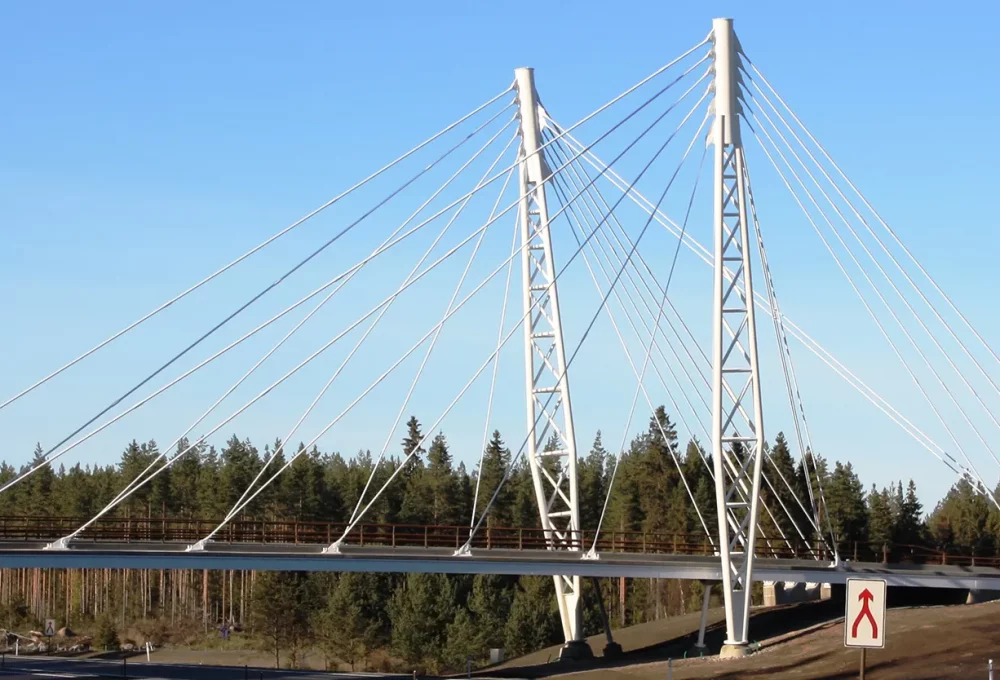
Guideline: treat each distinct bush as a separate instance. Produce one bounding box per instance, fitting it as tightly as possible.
[95,614,119,650]
[134,619,168,647]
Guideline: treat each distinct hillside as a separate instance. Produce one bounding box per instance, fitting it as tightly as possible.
[548,601,1000,679]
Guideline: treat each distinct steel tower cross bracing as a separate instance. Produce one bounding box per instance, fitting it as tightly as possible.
[513,67,586,653]
[709,18,767,655]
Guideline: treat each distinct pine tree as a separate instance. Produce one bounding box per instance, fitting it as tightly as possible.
[867,485,894,549]
[929,477,993,555]
[219,436,261,515]
[425,433,459,525]
[579,432,608,531]
[250,572,315,669]
[401,416,426,459]
[443,609,482,671]
[23,443,55,516]
[825,462,867,545]
[475,431,513,527]
[314,575,379,671]
[504,577,560,657]
[768,433,810,544]
[636,407,682,534]
[95,611,120,650]
[468,574,514,649]
[896,479,924,545]
[389,573,455,673]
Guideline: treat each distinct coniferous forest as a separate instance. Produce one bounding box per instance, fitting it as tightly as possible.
[0,407,995,673]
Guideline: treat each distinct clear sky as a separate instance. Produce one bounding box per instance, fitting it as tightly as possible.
[2,1,999,512]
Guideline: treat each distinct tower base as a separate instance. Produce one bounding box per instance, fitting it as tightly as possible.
[559,640,594,661]
[719,642,751,659]
[602,641,623,659]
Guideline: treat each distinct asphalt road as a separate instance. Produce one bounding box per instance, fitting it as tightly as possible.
[0,656,414,679]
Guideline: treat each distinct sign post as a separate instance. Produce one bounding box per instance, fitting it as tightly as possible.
[844,578,887,679]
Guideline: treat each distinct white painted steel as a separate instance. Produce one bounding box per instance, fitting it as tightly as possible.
[709,17,766,648]
[514,67,584,644]
[6,545,1000,591]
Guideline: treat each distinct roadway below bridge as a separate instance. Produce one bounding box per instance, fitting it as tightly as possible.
[0,655,410,679]
[1,541,1000,590]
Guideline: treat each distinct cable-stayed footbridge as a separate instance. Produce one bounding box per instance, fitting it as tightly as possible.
[4,18,1000,659]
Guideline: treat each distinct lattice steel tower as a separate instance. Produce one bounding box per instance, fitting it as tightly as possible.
[709,18,767,657]
[513,67,589,659]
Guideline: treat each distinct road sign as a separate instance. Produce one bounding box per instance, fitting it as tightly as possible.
[44,619,56,637]
[844,578,886,649]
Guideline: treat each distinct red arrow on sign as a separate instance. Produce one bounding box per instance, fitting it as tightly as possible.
[851,588,878,639]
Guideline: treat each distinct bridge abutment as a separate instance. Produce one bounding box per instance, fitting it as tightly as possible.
[762,581,827,607]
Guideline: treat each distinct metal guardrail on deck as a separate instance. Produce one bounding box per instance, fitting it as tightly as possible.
[0,515,994,567]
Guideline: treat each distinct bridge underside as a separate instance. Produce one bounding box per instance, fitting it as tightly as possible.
[3,543,999,590]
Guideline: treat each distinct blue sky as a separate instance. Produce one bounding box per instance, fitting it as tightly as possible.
[2,1,999,511]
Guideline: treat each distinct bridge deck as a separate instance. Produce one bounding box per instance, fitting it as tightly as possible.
[1,540,998,590]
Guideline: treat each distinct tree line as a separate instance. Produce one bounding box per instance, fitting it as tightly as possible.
[0,407,996,672]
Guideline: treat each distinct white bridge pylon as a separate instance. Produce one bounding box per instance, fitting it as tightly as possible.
[512,18,770,654]
[513,67,586,651]
[9,11,1000,665]
[708,17,766,654]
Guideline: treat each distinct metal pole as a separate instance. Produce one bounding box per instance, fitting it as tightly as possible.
[989,658,994,680]
[514,66,585,655]
[709,17,766,656]
[859,648,866,680]
[668,658,673,680]
[695,583,712,650]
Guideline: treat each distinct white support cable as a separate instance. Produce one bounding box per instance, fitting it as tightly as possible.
[546,181,791,557]
[545,143,708,477]
[345,74,711,553]
[745,61,1000,390]
[0,87,517,413]
[783,317,959,470]
[742,157,838,552]
[229,135,520,530]
[747,106,1000,476]
[581,139,717,549]
[52,176,551,546]
[550,136,718,427]
[547,124,716,418]
[558,132,738,395]
[207,80,713,549]
[566,200,800,553]
[346,163,518,527]
[358,59,712,532]
[17,45,711,497]
[15,50,713,494]
[550,131,718,545]
[555,130,965,479]
[89,124,521,524]
[470,216,520,528]
[545,132,711,421]
[748,117,1000,508]
[547,167,780,550]
[464,119,705,555]
[211,170,517,542]
[21,171,509,506]
[26,60,704,501]
[547,167,701,441]
[331,167,665,549]
[746,83,1000,456]
[547,139,818,549]
[6,99,518,499]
